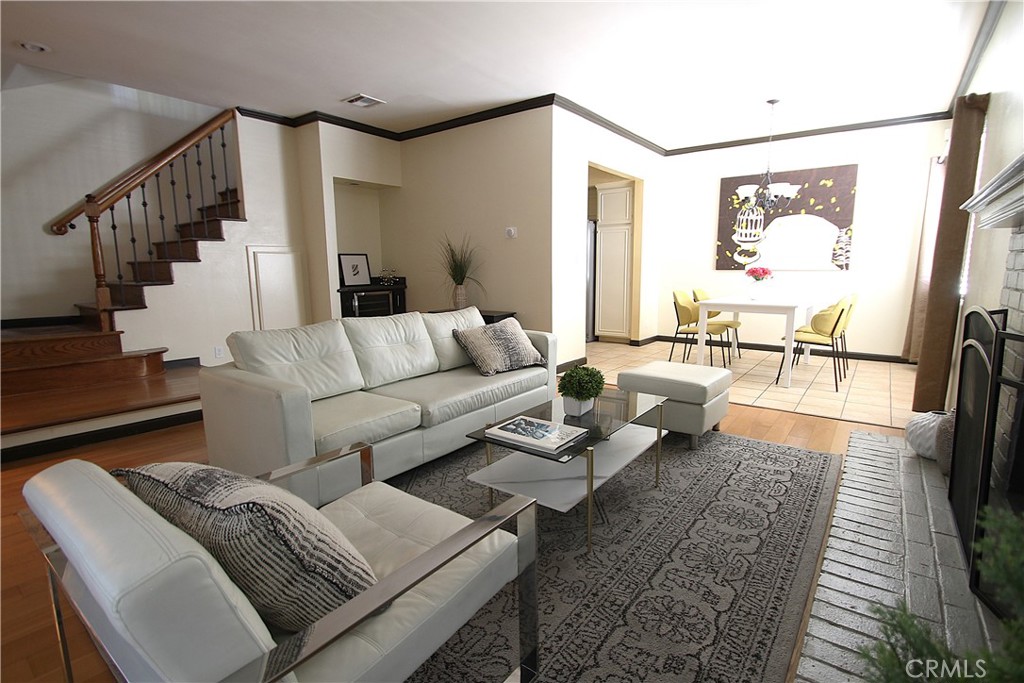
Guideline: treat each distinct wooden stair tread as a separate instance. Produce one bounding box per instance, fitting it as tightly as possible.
[1,366,200,434]
[2,348,168,372]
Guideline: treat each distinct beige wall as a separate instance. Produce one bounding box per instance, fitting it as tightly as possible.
[380,109,554,334]
[293,122,401,320]
[334,182,384,276]
[962,0,1023,313]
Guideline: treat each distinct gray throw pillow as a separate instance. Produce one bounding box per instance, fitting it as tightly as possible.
[112,462,376,632]
[453,317,545,376]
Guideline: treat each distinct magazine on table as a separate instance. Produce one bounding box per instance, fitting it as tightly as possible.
[485,415,589,453]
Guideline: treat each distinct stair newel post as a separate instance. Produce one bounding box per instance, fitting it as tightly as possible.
[219,125,231,215]
[84,195,114,331]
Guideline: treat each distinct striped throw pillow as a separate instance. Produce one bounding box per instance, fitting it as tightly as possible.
[112,463,376,632]
[453,317,545,376]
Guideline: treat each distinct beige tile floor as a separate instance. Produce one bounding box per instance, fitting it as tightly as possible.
[585,340,918,429]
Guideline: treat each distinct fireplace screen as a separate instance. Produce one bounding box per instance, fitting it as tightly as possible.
[948,307,1022,618]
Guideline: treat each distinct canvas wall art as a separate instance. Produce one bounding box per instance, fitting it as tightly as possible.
[715,164,858,271]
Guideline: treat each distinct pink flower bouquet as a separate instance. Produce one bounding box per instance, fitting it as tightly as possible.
[745,266,773,281]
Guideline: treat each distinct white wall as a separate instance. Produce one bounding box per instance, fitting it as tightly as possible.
[117,116,309,363]
[381,109,554,335]
[551,108,665,363]
[656,122,948,356]
[962,0,1023,313]
[0,78,221,318]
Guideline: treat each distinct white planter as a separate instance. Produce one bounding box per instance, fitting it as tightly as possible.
[905,410,955,474]
[452,284,468,309]
[563,397,594,416]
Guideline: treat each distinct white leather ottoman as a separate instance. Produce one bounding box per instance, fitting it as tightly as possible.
[617,361,731,448]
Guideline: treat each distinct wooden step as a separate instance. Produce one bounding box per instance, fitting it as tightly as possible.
[1,348,168,396]
[154,237,221,260]
[175,218,228,240]
[198,198,243,219]
[127,260,180,282]
[1,327,123,366]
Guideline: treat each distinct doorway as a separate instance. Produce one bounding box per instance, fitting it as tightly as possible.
[587,164,643,343]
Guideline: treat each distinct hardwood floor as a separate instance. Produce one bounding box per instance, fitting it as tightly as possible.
[0,408,902,683]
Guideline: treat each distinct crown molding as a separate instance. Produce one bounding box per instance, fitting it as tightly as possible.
[238,100,952,157]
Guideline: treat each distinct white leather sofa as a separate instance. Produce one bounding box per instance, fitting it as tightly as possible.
[22,445,539,683]
[200,307,557,506]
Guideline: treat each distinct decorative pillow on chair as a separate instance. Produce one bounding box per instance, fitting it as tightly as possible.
[453,317,545,376]
[111,462,377,632]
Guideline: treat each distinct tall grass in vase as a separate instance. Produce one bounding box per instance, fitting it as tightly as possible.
[439,234,482,309]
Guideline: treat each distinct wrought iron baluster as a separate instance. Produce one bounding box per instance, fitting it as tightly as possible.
[140,182,155,262]
[108,206,125,306]
[206,134,220,218]
[124,194,140,282]
[169,162,184,250]
[220,125,231,215]
[155,171,169,246]
[182,150,197,237]
[194,142,209,237]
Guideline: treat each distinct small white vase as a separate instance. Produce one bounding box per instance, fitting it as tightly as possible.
[452,284,468,309]
[563,397,594,416]
[906,410,955,474]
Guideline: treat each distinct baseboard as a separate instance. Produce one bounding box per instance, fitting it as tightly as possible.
[1,407,202,463]
[165,357,201,369]
[1,315,86,329]
[557,358,587,373]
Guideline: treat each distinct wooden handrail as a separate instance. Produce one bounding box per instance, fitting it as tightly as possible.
[51,109,236,233]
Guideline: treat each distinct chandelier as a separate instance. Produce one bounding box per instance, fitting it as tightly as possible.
[731,99,800,265]
[736,99,800,213]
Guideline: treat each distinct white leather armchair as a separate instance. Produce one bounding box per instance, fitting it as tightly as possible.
[22,444,539,682]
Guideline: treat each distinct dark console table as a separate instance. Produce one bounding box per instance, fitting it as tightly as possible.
[339,277,407,318]
[428,308,517,324]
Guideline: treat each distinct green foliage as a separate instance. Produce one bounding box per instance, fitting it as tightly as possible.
[861,602,957,682]
[558,365,605,401]
[438,234,482,286]
[858,507,1024,682]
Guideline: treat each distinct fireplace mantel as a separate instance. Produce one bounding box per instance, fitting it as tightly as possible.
[961,152,1024,229]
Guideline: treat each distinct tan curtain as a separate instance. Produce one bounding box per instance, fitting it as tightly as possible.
[903,157,947,362]
[912,93,989,412]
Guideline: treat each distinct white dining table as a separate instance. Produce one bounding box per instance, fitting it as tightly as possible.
[695,296,815,388]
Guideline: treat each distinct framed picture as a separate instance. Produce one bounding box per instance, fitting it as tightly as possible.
[338,253,372,286]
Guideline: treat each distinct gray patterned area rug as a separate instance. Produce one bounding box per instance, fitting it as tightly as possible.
[389,430,842,683]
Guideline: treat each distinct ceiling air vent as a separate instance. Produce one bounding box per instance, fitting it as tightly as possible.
[343,93,386,108]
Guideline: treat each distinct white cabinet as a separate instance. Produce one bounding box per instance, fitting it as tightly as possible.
[595,183,633,339]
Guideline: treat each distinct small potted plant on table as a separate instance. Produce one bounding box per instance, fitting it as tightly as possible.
[558,365,605,416]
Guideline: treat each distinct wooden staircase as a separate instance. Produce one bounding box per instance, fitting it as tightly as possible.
[1,326,166,396]
[78,189,244,318]
[1,110,242,458]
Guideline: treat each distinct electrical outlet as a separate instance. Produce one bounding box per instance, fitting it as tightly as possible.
[214,346,225,359]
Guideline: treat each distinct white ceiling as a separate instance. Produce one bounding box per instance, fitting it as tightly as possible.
[0,1,991,150]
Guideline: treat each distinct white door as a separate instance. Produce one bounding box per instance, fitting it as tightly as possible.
[594,183,633,339]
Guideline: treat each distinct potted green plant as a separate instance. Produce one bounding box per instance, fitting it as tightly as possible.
[558,365,605,416]
[438,234,482,309]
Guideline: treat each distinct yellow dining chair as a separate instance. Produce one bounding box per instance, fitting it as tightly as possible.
[693,288,742,362]
[777,296,850,391]
[796,293,857,375]
[669,290,730,367]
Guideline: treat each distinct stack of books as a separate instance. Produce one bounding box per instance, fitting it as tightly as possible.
[485,415,589,453]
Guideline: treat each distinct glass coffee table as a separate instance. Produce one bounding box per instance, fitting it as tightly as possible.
[466,388,665,552]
